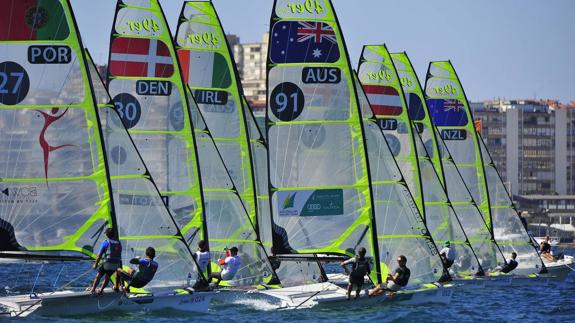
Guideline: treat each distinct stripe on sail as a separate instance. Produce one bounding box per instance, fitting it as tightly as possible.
[391,52,504,273]
[424,61,545,274]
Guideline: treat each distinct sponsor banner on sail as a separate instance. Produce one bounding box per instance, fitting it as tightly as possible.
[269,21,339,64]
[0,0,69,41]
[277,189,343,217]
[109,37,173,78]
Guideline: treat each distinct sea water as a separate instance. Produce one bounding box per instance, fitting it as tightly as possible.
[1,249,574,322]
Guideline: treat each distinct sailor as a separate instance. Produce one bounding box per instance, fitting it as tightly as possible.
[368,255,410,297]
[89,228,122,294]
[500,252,519,274]
[272,222,295,254]
[0,217,25,251]
[439,240,457,269]
[209,246,241,285]
[340,247,371,300]
[540,236,554,262]
[115,246,158,293]
[191,240,211,290]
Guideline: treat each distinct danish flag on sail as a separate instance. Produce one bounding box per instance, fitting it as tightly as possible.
[362,85,403,116]
[109,37,174,78]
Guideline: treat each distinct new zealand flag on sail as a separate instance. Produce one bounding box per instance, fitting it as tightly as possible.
[427,98,468,126]
[269,21,340,64]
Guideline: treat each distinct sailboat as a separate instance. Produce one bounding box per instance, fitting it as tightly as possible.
[106,0,277,290]
[423,61,573,281]
[358,44,489,282]
[389,52,512,285]
[257,0,452,308]
[0,0,213,316]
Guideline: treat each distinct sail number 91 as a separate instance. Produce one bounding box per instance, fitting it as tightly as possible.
[270,82,304,122]
[287,0,324,14]
[126,18,160,32]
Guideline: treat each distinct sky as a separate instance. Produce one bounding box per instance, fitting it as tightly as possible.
[71,0,575,103]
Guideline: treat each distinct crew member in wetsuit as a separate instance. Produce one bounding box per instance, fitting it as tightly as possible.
[540,235,554,262]
[115,246,158,293]
[272,222,295,254]
[89,228,122,294]
[0,217,25,251]
[369,255,411,296]
[341,247,371,300]
[500,252,519,274]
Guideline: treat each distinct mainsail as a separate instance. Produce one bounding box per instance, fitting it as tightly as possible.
[391,52,503,273]
[0,0,202,287]
[424,61,544,274]
[107,0,274,286]
[355,72,445,284]
[175,1,258,228]
[358,45,479,277]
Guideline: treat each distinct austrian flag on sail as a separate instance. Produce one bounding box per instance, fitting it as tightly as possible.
[109,37,173,77]
[362,84,403,116]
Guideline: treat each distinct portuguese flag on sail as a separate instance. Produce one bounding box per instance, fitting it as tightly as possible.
[0,0,69,41]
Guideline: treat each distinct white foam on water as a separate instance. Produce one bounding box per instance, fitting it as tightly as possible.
[232,298,280,311]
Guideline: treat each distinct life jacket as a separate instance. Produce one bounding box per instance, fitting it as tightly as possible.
[351,257,370,278]
[395,266,411,287]
[135,259,158,283]
[104,239,122,261]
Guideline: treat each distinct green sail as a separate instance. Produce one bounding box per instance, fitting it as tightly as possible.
[107,0,275,287]
[266,0,383,284]
[424,61,545,274]
[0,0,203,286]
[0,0,114,257]
[355,72,446,284]
[358,45,479,277]
[176,1,258,228]
[391,52,505,271]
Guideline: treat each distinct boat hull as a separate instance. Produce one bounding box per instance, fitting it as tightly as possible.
[0,289,214,317]
[258,282,453,309]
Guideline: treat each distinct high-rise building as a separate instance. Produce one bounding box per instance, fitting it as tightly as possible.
[227,33,268,112]
[473,100,575,196]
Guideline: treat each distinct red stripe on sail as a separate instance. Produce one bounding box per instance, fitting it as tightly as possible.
[177,50,190,83]
[362,84,402,116]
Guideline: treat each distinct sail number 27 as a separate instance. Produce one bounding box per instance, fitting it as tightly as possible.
[287,0,324,14]
[126,18,160,32]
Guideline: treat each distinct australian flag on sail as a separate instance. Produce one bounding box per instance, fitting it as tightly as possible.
[427,99,468,126]
[406,93,425,121]
[269,21,340,64]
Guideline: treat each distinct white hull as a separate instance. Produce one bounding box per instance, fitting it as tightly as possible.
[454,274,513,288]
[542,255,574,281]
[0,289,214,317]
[258,282,453,309]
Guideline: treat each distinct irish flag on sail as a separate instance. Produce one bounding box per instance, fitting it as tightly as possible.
[177,49,231,89]
[362,84,403,116]
[109,37,173,78]
[0,0,69,41]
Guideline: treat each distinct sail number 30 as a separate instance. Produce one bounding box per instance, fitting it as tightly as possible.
[287,0,324,14]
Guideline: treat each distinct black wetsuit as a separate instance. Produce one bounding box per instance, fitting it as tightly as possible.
[393,266,411,287]
[0,218,24,251]
[501,259,518,274]
[272,222,295,254]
